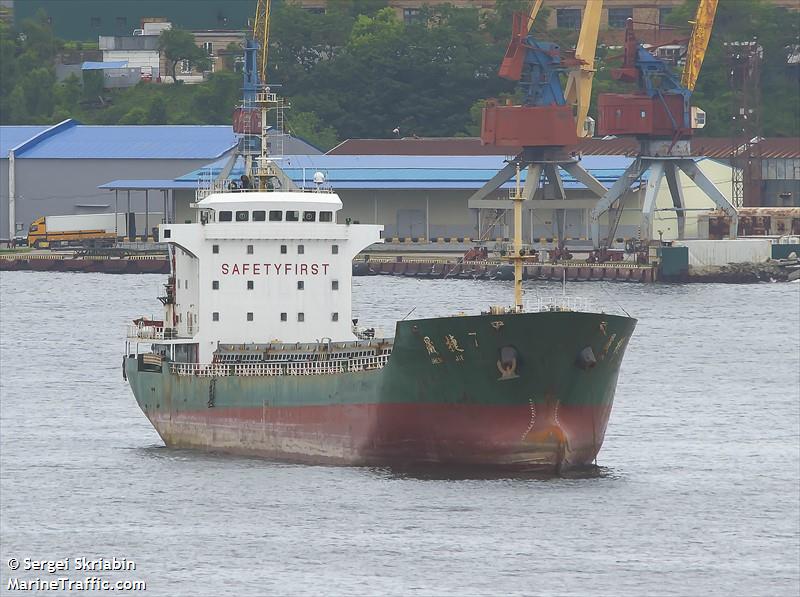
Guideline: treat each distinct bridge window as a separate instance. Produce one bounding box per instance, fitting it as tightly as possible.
[556,8,581,29]
[269,210,282,221]
[218,211,233,222]
[608,8,633,29]
[253,210,266,222]
[303,211,316,222]
[286,210,299,222]
[236,211,249,222]
[320,211,333,222]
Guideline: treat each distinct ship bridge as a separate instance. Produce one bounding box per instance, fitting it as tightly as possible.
[193,191,343,225]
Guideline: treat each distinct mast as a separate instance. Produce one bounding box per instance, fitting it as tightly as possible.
[512,162,523,312]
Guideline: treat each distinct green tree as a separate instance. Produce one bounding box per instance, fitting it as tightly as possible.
[158,28,211,82]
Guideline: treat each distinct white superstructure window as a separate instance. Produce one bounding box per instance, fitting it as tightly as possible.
[269,211,282,222]
[236,211,249,222]
[320,211,333,222]
[247,280,254,290]
[332,313,339,322]
[303,211,316,222]
[212,312,219,322]
[298,245,305,255]
[247,244,254,254]
[280,245,287,254]
[253,210,266,221]
[247,312,253,322]
[297,281,304,290]
[212,280,219,290]
[219,211,233,222]
[286,211,299,222]
[332,244,339,254]
[297,313,305,322]
[213,244,219,254]
[280,313,287,322]
[331,280,339,290]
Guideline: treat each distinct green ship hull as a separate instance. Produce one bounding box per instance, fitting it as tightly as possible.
[126,310,636,471]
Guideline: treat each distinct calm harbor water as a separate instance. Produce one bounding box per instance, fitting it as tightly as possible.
[1,271,798,596]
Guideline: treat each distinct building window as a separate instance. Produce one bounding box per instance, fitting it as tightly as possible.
[212,244,219,254]
[298,244,304,255]
[212,312,219,322]
[403,8,421,24]
[332,280,339,290]
[185,279,188,289]
[608,8,633,29]
[286,210,299,222]
[236,211,249,222]
[331,312,339,322]
[280,244,287,254]
[247,280,254,290]
[203,41,213,55]
[269,210,282,221]
[179,59,192,74]
[280,312,287,322]
[659,7,673,29]
[218,211,232,222]
[331,244,339,255]
[320,211,333,222]
[297,281,304,290]
[115,16,127,28]
[303,211,316,222]
[90,16,102,28]
[253,210,266,221]
[247,312,253,321]
[247,244,253,254]
[297,313,305,322]
[212,280,219,290]
[556,8,581,29]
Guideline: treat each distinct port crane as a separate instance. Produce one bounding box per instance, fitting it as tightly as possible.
[590,0,737,249]
[468,0,607,253]
[212,0,297,193]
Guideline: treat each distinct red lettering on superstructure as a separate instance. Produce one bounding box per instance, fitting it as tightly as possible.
[219,263,331,276]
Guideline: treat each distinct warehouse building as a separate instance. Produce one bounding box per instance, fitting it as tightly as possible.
[0,119,320,240]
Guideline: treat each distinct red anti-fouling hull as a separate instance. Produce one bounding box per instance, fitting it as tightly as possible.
[144,402,610,470]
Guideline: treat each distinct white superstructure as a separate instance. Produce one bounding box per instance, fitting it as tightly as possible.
[156,190,382,363]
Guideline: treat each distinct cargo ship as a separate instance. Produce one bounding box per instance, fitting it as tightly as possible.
[123,85,635,472]
[123,183,635,471]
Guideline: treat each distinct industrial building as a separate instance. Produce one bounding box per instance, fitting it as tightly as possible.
[0,120,320,240]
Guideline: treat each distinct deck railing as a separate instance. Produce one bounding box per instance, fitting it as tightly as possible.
[127,325,197,340]
[170,353,390,377]
[532,296,591,313]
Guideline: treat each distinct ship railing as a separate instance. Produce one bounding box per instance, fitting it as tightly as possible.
[533,296,591,313]
[127,325,197,340]
[170,354,390,377]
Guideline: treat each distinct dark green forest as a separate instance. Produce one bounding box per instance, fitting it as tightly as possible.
[1,0,798,149]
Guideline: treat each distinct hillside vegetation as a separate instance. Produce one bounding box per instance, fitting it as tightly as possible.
[0,0,797,149]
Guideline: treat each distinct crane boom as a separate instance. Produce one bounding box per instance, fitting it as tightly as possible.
[681,0,718,91]
[253,0,271,84]
[525,0,544,32]
[564,0,603,137]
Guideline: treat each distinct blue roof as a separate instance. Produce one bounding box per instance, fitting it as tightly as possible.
[98,179,200,190]
[0,126,49,155]
[7,120,237,159]
[82,61,129,70]
[176,154,636,190]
